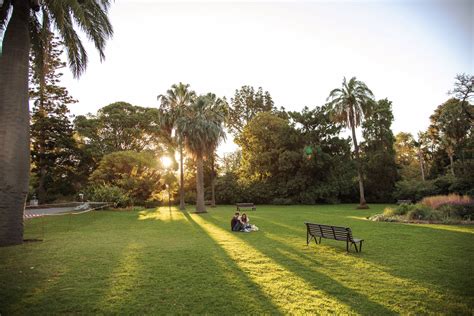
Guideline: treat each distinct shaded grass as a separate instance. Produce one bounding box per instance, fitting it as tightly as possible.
[0,205,473,314]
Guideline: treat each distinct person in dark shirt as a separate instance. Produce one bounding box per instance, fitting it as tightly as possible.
[231,212,242,231]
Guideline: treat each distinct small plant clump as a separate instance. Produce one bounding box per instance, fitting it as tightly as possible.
[369,194,474,224]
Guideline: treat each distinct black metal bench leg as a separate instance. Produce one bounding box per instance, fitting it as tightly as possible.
[306,232,309,245]
[318,237,321,244]
[353,242,359,253]
[359,241,363,252]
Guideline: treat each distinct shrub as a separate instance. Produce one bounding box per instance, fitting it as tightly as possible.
[85,185,131,207]
[393,180,437,202]
[272,198,293,205]
[383,207,397,217]
[438,203,474,220]
[421,194,473,210]
[396,203,412,215]
[406,204,432,220]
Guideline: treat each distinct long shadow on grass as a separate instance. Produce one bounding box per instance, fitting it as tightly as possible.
[253,208,474,302]
[202,213,473,315]
[180,210,283,314]
[198,214,396,315]
[97,207,282,314]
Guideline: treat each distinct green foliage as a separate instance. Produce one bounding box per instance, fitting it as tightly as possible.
[394,180,438,202]
[29,33,80,203]
[406,204,432,220]
[361,99,398,202]
[74,102,163,158]
[84,185,131,207]
[438,204,474,220]
[214,173,241,204]
[89,151,162,205]
[227,86,274,136]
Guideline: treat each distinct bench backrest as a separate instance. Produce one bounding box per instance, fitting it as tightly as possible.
[236,203,255,207]
[305,222,354,242]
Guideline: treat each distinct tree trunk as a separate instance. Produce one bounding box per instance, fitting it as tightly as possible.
[349,109,368,209]
[449,152,455,176]
[0,1,31,246]
[418,148,425,181]
[210,154,216,207]
[179,140,185,210]
[195,153,206,213]
[37,166,47,204]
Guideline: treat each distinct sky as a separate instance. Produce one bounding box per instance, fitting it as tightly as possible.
[40,0,474,153]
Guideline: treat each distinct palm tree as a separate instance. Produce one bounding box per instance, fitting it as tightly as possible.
[178,94,226,213]
[205,93,228,207]
[327,77,374,209]
[0,0,113,246]
[157,83,196,210]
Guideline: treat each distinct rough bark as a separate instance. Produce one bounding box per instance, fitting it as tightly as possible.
[0,0,31,246]
[195,153,206,213]
[349,107,368,209]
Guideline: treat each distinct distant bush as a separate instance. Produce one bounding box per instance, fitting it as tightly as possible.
[393,180,437,202]
[406,204,432,220]
[421,194,473,210]
[85,185,131,207]
[438,203,474,220]
[272,198,293,205]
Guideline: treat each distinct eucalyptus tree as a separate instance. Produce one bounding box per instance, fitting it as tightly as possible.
[157,83,196,210]
[0,0,113,246]
[178,94,226,213]
[327,77,374,209]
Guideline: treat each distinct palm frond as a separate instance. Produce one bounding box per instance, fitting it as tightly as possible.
[0,0,11,31]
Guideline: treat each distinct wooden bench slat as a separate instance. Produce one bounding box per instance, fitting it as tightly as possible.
[236,202,256,211]
[305,222,364,253]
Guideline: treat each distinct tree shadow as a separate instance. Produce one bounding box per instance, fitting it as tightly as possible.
[199,214,397,315]
[201,213,472,314]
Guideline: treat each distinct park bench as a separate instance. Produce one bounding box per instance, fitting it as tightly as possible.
[397,200,412,205]
[236,203,256,212]
[305,222,364,253]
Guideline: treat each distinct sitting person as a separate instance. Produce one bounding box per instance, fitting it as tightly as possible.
[231,212,243,231]
[241,213,259,232]
[241,213,251,229]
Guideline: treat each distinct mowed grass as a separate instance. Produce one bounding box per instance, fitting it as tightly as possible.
[1,205,473,314]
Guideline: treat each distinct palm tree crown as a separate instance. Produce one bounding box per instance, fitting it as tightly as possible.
[327,76,374,129]
[179,94,227,157]
[1,0,113,78]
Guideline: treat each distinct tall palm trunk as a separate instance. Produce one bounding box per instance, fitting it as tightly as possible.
[210,154,216,207]
[195,153,206,213]
[178,139,185,210]
[0,1,31,246]
[349,108,368,209]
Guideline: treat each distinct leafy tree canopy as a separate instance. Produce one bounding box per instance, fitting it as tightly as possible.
[227,86,275,136]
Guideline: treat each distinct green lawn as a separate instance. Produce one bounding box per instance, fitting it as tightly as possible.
[1,205,473,314]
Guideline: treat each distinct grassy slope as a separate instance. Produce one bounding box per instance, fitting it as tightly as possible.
[0,204,473,314]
